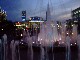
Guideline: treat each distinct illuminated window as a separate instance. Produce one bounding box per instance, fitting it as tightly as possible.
[76,11,78,13]
[74,12,76,14]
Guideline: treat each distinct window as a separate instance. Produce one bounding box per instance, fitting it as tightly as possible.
[76,11,78,13]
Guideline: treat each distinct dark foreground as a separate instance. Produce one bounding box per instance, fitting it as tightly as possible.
[18,45,78,60]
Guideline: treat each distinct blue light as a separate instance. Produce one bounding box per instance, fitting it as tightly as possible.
[38,17,40,20]
[22,19,25,21]
[33,17,34,20]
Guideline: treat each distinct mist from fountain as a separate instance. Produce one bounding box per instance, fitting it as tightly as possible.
[22,30,33,60]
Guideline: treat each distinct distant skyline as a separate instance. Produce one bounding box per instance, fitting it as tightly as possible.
[0,0,80,22]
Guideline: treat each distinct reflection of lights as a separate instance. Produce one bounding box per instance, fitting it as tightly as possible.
[60,38,61,40]
[21,34,23,36]
[62,42,64,43]
[21,39,23,41]
[59,42,60,44]
[24,29,25,30]
[75,43,76,45]
[41,39,42,41]
[38,40,40,41]
[33,42,35,44]
[67,33,69,35]
[40,42,41,44]
[57,24,58,25]
[22,43,23,44]
[71,44,72,46]
[65,25,67,27]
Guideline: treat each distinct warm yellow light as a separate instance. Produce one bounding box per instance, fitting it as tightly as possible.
[58,25,59,27]
[72,33,73,35]
[2,29,3,30]
[72,25,73,27]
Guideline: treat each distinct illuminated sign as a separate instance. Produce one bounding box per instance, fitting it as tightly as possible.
[29,16,44,22]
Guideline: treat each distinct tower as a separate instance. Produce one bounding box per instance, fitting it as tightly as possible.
[46,2,51,21]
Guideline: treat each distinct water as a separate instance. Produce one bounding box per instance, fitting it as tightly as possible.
[0,21,80,60]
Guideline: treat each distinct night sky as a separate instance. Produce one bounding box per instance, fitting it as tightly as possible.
[0,0,80,22]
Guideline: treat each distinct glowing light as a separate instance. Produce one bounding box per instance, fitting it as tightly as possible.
[58,25,59,27]
[72,25,73,27]
[72,33,73,35]
[59,42,60,44]
[22,43,23,44]
[24,29,25,31]
[21,34,23,36]
[41,39,42,41]
[71,44,72,46]
[75,43,76,45]
[29,18,32,20]
[16,25,21,26]
[2,29,3,30]
[67,33,69,35]
[29,21,44,22]
[60,38,61,40]
[38,40,40,41]
[26,25,28,27]
[65,25,67,27]
[57,24,58,25]
[33,42,35,44]
[21,39,23,41]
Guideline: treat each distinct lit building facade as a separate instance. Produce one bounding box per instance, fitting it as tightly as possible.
[72,7,80,34]
[0,7,7,22]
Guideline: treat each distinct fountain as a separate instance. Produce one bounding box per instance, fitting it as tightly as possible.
[2,34,7,60]
[77,35,80,60]
[22,30,33,60]
[0,39,2,60]
[65,36,71,60]
[10,40,19,60]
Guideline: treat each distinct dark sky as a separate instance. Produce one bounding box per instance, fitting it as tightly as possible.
[0,0,80,22]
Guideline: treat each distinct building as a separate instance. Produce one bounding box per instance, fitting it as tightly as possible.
[22,11,26,21]
[72,7,80,34]
[0,7,7,22]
